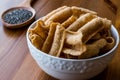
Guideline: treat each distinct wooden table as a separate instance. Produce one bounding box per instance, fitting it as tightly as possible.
[0,0,120,80]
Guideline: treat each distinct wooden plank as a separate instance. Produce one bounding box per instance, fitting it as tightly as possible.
[0,0,120,80]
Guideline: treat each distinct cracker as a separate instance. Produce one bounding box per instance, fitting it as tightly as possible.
[28,6,114,59]
[49,25,65,57]
[45,7,72,24]
[43,6,68,21]
[99,18,112,37]
[78,17,103,43]
[62,46,86,56]
[67,13,96,31]
[61,15,77,28]
[63,48,82,56]
[71,6,97,16]
[29,20,48,40]
[41,22,58,53]
[65,30,83,45]
[101,30,112,38]
[78,38,107,59]
[91,33,101,40]
[101,37,115,53]
[62,44,86,56]
[102,18,111,30]
[29,34,44,49]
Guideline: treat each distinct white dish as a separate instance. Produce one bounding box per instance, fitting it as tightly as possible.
[26,18,119,80]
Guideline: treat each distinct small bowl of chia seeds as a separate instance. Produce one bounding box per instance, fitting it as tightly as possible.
[1,7,36,28]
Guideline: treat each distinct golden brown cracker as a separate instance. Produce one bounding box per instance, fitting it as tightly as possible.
[65,30,83,45]
[43,6,68,21]
[101,37,115,53]
[41,22,58,53]
[79,38,107,59]
[29,34,44,49]
[62,44,86,56]
[28,6,114,59]
[63,48,82,56]
[102,18,111,30]
[72,6,97,16]
[61,15,77,28]
[29,20,48,40]
[91,33,101,40]
[78,17,103,43]
[49,25,65,57]
[67,13,96,31]
[45,7,72,24]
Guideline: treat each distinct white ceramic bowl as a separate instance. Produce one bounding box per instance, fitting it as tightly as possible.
[26,19,119,80]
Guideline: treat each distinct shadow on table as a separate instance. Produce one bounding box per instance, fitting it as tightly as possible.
[2,24,30,38]
[89,67,108,80]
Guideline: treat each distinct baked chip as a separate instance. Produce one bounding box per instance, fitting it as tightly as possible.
[67,13,96,31]
[29,20,48,40]
[71,6,97,16]
[61,15,77,28]
[91,33,101,40]
[65,30,83,45]
[101,37,115,53]
[45,7,72,24]
[78,38,107,59]
[63,48,83,56]
[78,17,103,43]
[29,34,44,49]
[28,6,114,59]
[102,18,111,30]
[41,22,58,53]
[49,25,65,57]
[62,44,86,56]
[43,6,68,21]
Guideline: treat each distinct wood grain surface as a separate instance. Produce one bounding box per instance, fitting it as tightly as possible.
[0,0,120,80]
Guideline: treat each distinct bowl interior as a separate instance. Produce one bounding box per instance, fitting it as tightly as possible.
[26,18,119,61]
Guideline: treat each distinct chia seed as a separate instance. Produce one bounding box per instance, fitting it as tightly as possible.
[3,9,33,24]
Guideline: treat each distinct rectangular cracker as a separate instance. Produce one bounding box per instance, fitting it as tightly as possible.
[78,38,107,59]
[41,22,58,53]
[49,25,65,57]
[67,13,96,31]
[29,33,44,49]
[91,33,101,40]
[100,37,115,53]
[78,17,103,43]
[65,30,83,45]
[71,6,97,16]
[62,48,84,56]
[43,6,68,21]
[29,20,48,41]
[45,7,72,24]
[61,15,77,28]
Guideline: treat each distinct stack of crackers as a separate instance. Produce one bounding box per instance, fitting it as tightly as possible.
[29,6,115,59]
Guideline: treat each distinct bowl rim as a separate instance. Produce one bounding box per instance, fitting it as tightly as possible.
[26,18,120,61]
